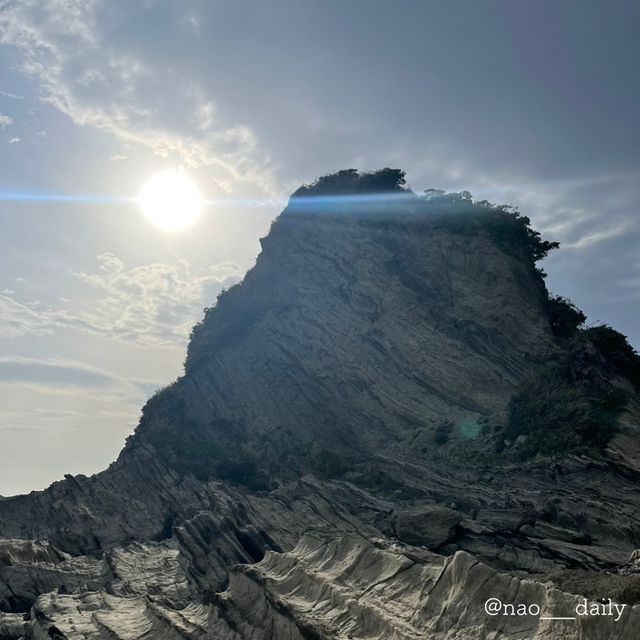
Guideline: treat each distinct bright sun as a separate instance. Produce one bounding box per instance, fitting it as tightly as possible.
[137,170,204,232]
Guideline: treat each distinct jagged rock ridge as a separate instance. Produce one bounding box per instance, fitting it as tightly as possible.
[1,169,639,639]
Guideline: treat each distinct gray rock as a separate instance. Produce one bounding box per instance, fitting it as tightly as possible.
[395,504,463,548]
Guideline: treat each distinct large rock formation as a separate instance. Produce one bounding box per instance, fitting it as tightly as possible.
[1,169,639,639]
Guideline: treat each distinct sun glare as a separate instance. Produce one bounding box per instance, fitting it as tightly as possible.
[137,170,204,232]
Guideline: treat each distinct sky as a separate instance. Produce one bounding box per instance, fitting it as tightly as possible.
[0,0,638,496]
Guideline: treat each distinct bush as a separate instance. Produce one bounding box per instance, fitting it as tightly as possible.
[545,295,587,338]
[420,193,559,265]
[506,372,622,457]
[583,324,640,387]
[504,337,628,458]
[293,168,407,197]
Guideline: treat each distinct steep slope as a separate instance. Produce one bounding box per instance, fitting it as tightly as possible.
[133,173,555,487]
[1,169,639,640]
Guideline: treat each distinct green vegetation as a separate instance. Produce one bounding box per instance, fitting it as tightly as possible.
[134,389,274,491]
[420,192,559,266]
[293,167,407,196]
[506,365,624,457]
[504,323,640,458]
[545,295,587,338]
[173,435,272,490]
[583,324,640,387]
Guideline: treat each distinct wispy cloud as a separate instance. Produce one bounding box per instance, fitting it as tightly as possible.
[0,294,52,338]
[0,113,13,129]
[0,254,242,345]
[0,355,142,392]
[564,222,632,250]
[0,0,276,193]
[0,88,24,100]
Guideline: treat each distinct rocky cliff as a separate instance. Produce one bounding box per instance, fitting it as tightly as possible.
[1,169,639,639]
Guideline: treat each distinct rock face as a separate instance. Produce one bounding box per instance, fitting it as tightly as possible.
[1,169,639,639]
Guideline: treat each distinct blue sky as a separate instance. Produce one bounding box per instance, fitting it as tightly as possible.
[0,0,638,495]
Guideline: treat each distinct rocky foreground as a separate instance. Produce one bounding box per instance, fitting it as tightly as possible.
[1,170,639,639]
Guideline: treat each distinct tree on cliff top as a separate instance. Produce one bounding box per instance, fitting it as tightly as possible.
[293,168,407,196]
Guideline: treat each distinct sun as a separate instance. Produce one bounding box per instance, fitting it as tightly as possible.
[137,170,204,232]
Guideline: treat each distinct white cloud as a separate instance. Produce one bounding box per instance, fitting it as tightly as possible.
[180,10,202,36]
[0,355,145,394]
[0,294,52,338]
[109,153,127,161]
[0,254,242,345]
[70,253,242,343]
[564,222,632,250]
[0,0,276,193]
[0,113,13,129]
[8,136,20,144]
[0,88,24,100]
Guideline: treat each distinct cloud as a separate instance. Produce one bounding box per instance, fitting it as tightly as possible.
[8,136,20,144]
[0,358,146,495]
[0,356,156,419]
[69,253,242,343]
[0,294,52,338]
[0,254,242,345]
[0,88,24,100]
[0,356,125,390]
[0,113,13,129]
[0,0,276,193]
[564,222,632,250]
